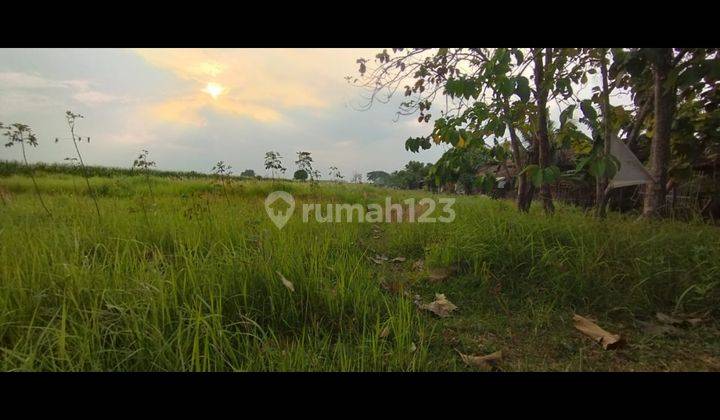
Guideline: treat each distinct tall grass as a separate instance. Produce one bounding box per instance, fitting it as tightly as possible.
[0,175,426,371]
[1,173,718,371]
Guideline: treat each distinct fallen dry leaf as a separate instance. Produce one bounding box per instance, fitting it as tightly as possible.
[428,268,450,283]
[370,254,389,264]
[656,312,683,325]
[380,325,390,338]
[457,350,502,370]
[420,293,458,318]
[573,314,624,349]
[277,271,295,292]
[412,260,424,271]
[637,320,684,337]
[687,318,704,327]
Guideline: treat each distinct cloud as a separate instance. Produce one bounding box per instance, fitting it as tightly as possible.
[0,48,444,177]
[73,90,122,105]
[133,48,373,125]
[0,71,73,89]
[0,71,122,110]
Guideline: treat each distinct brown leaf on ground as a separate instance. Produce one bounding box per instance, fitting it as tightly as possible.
[276,271,295,292]
[380,325,390,338]
[420,293,458,318]
[428,268,451,283]
[370,254,388,264]
[637,320,685,337]
[687,318,704,327]
[656,312,706,328]
[457,350,502,370]
[573,314,624,349]
[412,260,424,271]
[656,312,683,325]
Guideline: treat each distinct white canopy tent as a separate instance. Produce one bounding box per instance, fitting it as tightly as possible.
[608,133,654,189]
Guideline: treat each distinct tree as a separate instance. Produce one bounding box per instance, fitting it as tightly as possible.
[367,170,391,186]
[355,48,720,217]
[351,172,363,183]
[386,161,432,190]
[1,122,52,216]
[293,169,308,181]
[295,151,320,182]
[429,140,492,193]
[264,151,286,179]
[352,48,582,213]
[610,48,719,218]
[643,49,676,218]
[240,169,255,177]
[211,160,233,205]
[56,111,101,221]
[328,166,344,181]
[133,149,156,196]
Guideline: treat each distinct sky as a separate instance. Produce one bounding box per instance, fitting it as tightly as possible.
[0,48,447,178]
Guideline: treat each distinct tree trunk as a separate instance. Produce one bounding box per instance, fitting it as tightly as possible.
[642,48,675,219]
[503,101,533,212]
[533,48,555,214]
[597,50,612,218]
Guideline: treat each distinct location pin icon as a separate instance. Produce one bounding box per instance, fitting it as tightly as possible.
[265,191,295,229]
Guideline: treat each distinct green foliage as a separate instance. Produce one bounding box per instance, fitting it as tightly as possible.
[295,151,320,182]
[366,170,391,186]
[476,173,496,193]
[293,169,308,181]
[521,164,562,187]
[264,151,286,177]
[328,166,344,181]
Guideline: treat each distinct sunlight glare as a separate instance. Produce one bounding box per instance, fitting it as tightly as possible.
[203,82,225,99]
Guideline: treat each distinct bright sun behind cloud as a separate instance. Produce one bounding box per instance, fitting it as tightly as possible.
[203,82,224,99]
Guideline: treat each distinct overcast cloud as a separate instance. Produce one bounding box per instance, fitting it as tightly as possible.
[0,48,447,177]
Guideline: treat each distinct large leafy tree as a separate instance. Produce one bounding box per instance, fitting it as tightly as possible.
[611,48,720,218]
[353,48,589,214]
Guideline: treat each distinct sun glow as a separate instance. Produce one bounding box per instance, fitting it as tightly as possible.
[203,82,225,99]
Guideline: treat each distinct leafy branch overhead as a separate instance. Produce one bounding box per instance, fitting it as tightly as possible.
[353,48,720,218]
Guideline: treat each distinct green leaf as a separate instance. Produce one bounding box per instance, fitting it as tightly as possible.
[520,164,539,176]
[544,166,561,183]
[560,105,576,128]
[497,76,514,97]
[588,159,605,178]
[514,76,530,102]
[512,49,524,66]
[531,167,544,187]
[580,100,598,121]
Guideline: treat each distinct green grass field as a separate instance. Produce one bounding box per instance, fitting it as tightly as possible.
[1,172,719,371]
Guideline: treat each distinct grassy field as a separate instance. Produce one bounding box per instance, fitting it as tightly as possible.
[1,171,719,371]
